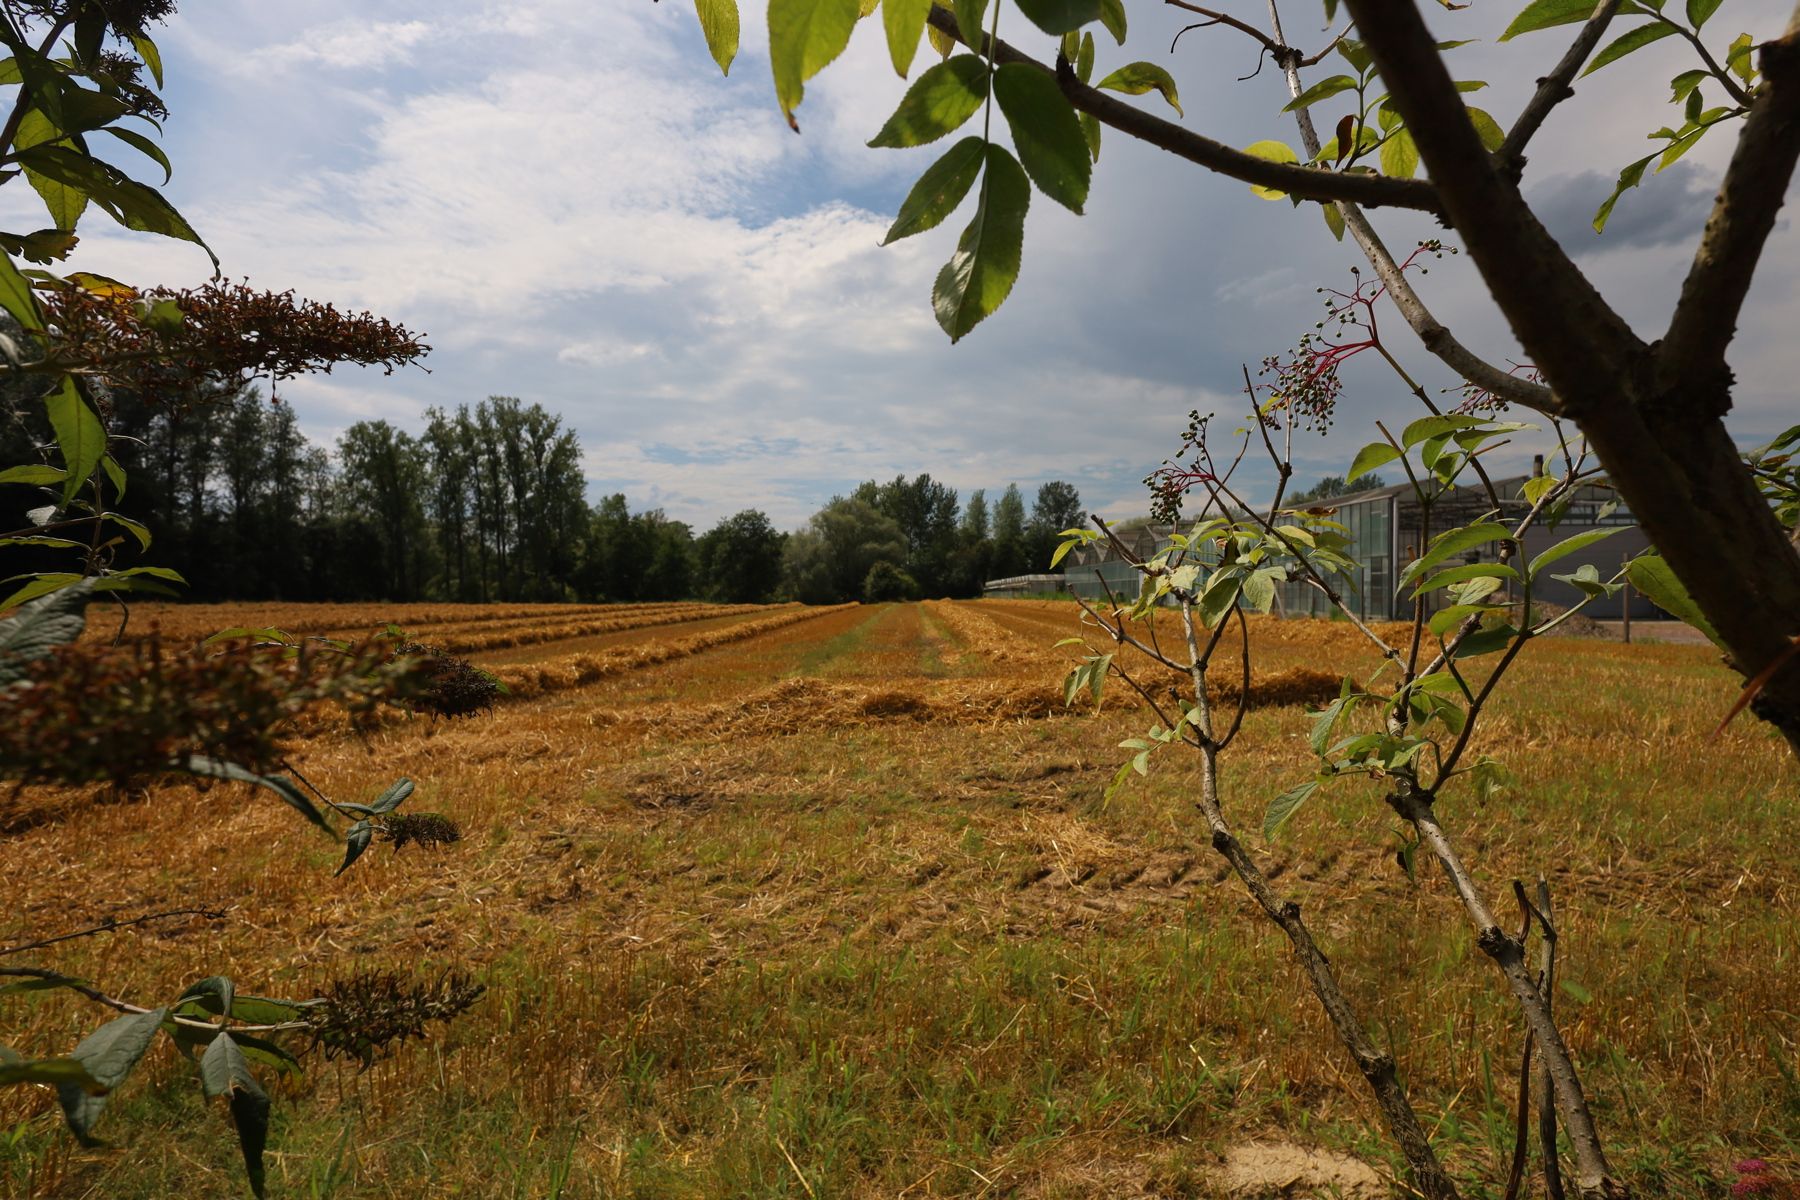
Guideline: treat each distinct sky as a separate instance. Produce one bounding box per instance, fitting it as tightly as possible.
[5,0,1797,531]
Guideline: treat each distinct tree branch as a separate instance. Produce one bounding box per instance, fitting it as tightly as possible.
[923,5,1444,214]
[1262,1,1557,411]
[1498,0,1625,172]
[1658,4,1800,399]
[1342,0,1646,420]
[0,908,224,957]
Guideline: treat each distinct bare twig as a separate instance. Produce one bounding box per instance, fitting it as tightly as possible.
[0,908,225,957]
[1498,0,1626,169]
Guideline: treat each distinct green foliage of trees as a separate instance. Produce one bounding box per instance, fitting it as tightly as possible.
[1288,471,1389,505]
[696,509,788,603]
[782,497,909,603]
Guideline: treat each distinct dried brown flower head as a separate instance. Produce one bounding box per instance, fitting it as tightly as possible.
[381,812,462,851]
[392,642,502,719]
[305,968,485,1070]
[36,281,429,409]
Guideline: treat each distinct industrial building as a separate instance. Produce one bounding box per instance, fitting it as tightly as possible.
[1046,472,1656,622]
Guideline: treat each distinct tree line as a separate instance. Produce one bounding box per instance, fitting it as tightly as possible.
[0,380,1079,605]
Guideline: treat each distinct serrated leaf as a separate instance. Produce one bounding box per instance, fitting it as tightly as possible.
[878,134,979,244]
[993,62,1089,212]
[1263,779,1320,839]
[1095,62,1182,115]
[882,0,930,75]
[1467,106,1504,151]
[201,1032,270,1198]
[868,54,988,147]
[16,111,89,232]
[1283,73,1357,112]
[1242,139,1298,200]
[769,0,861,129]
[1079,110,1100,161]
[1412,561,1521,596]
[694,0,740,74]
[1583,21,1678,74]
[1014,0,1100,35]
[932,143,1029,342]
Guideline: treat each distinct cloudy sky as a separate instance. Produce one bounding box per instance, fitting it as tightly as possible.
[7,0,1797,530]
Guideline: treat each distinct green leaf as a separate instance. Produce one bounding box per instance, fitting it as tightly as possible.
[201,1032,270,1199]
[0,1056,100,1089]
[885,137,986,244]
[1727,32,1757,84]
[1337,36,1373,74]
[1347,440,1401,483]
[1412,561,1520,596]
[1014,0,1100,36]
[932,143,1029,342]
[1502,0,1618,40]
[0,573,84,612]
[181,757,335,835]
[1095,62,1182,116]
[1452,623,1519,658]
[1321,201,1346,240]
[104,512,152,551]
[1429,602,1504,637]
[99,452,127,497]
[0,251,44,332]
[882,0,930,75]
[1242,139,1298,200]
[336,820,374,876]
[14,145,217,269]
[1398,522,1511,590]
[1669,68,1707,102]
[0,568,93,686]
[693,0,740,75]
[1595,153,1653,230]
[177,975,236,1018]
[1379,127,1419,179]
[1624,553,1722,646]
[1685,0,1723,27]
[0,463,66,486]
[1079,110,1100,161]
[15,111,89,232]
[0,970,88,996]
[1583,22,1678,74]
[372,777,415,813]
[953,0,986,47]
[1467,106,1504,151]
[1527,526,1623,578]
[768,0,861,128]
[1263,779,1320,839]
[1282,73,1357,112]
[868,54,989,148]
[130,33,163,88]
[993,62,1090,213]
[1098,0,1126,42]
[1076,30,1095,81]
[56,1008,167,1145]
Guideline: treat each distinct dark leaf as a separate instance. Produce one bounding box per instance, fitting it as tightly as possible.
[932,143,1029,342]
[868,54,989,147]
[993,62,1090,212]
[882,135,985,243]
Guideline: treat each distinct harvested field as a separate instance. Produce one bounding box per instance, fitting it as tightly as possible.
[3,599,1796,1199]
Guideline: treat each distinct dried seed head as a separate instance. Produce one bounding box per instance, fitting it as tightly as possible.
[305,968,485,1071]
[380,812,462,851]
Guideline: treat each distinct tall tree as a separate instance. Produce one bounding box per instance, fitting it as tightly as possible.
[1026,481,1082,573]
[991,484,1028,579]
[697,509,787,603]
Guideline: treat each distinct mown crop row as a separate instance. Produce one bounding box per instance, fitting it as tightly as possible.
[420,604,790,656]
[492,605,857,699]
[923,601,1038,664]
[86,601,623,643]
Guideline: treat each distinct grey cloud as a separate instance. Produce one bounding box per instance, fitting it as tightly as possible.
[1529,161,1715,255]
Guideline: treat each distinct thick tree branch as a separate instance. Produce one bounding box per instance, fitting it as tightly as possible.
[1342,0,1646,419]
[1658,5,1800,397]
[1498,0,1625,173]
[923,5,1444,214]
